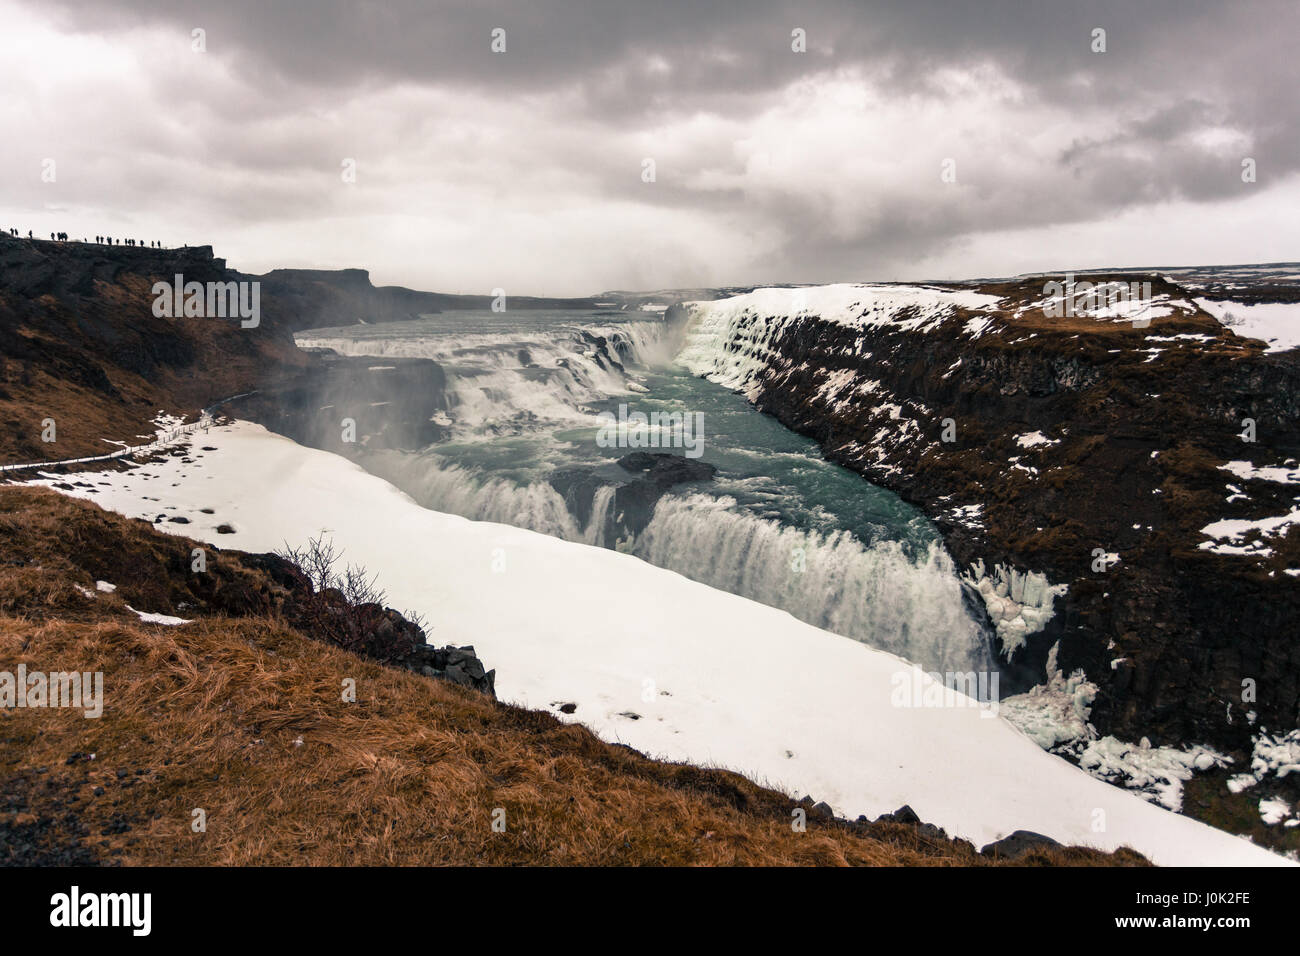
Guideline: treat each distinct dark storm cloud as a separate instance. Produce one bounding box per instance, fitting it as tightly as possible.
[6,0,1299,292]
[34,0,1291,115]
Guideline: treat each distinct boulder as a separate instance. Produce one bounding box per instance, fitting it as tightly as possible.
[979,830,1062,860]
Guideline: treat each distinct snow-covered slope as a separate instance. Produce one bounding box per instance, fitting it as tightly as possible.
[24,421,1288,866]
[676,283,1000,396]
[1194,298,1300,353]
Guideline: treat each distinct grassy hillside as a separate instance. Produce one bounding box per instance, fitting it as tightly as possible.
[0,487,1144,866]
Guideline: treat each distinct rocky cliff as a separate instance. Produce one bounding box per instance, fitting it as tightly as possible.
[677,276,1300,754]
[256,267,602,330]
[0,234,303,461]
[0,235,461,462]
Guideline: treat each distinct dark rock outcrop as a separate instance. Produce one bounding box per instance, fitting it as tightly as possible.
[680,275,1300,753]
[233,354,450,454]
[240,552,496,696]
[610,452,718,536]
[980,830,1063,860]
[408,644,496,696]
[255,267,602,331]
[617,451,717,483]
[549,452,718,545]
[875,804,921,825]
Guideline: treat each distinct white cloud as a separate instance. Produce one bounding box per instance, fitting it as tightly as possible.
[1,0,1295,294]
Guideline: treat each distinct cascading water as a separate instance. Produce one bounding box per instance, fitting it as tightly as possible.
[585,485,617,547]
[297,308,996,678]
[300,313,680,436]
[634,495,989,673]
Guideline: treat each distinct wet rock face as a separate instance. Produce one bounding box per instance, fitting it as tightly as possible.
[610,453,718,539]
[617,451,717,484]
[686,286,1300,752]
[234,354,450,453]
[549,452,719,545]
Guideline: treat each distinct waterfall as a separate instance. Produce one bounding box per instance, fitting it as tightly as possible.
[299,306,996,678]
[585,485,616,547]
[635,494,993,675]
[361,451,991,675]
[364,454,585,540]
[299,316,682,436]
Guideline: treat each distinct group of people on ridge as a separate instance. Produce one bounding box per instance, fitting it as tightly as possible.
[4,228,167,249]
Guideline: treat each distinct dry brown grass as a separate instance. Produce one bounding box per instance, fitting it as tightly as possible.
[0,487,1149,866]
[0,354,170,464]
[0,257,310,463]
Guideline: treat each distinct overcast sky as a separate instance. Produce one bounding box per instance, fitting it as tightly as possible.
[1,0,1297,295]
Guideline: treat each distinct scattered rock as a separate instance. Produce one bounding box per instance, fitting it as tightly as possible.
[406,643,496,696]
[796,795,835,821]
[917,822,948,842]
[876,804,921,825]
[980,830,1062,860]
